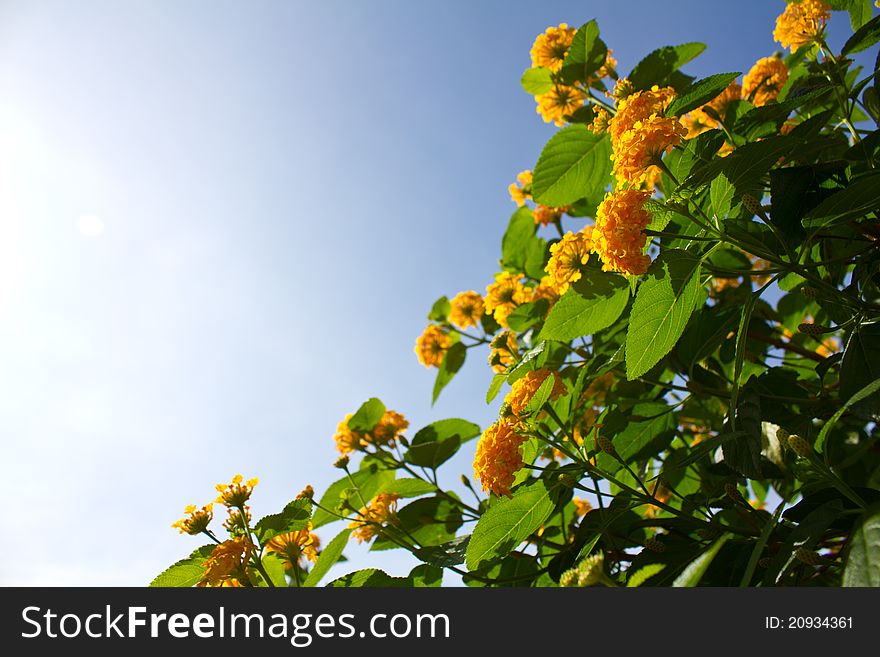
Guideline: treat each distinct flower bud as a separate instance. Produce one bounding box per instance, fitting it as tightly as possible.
[787,434,813,458]
[597,436,617,456]
[795,547,822,566]
[576,553,606,586]
[645,537,667,553]
[334,455,350,469]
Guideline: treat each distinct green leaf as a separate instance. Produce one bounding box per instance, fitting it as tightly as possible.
[559,20,607,84]
[311,468,395,528]
[667,72,740,117]
[405,418,481,468]
[414,535,470,568]
[629,43,706,91]
[427,296,450,322]
[740,500,786,586]
[682,134,796,194]
[373,496,463,551]
[466,479,561,570]
[149,545,214,587]
[258,553,287,587]
[843,13,880,54]
[627,563,667,587]
[348,398,386,433]
[817,377,880,452]
[672,533,731,587]
[432,341,466,404]
[410,564,443,587]
[626,250,702,379]
[531,127,612,207]
[486,373,506,403]
[500,207,537,273]
[722,382,764,479]
[609,402,676,465]
[327,568,411,588]
[840,322,880,417]
[802,172,880,229]
[520,67,553,95]
[843,503,880,586]
[376,477,437,498]
[710,173,735,220]
[540,271,629,342]
[506,299,549,333]
[524,371,559,416]
[303,528,351,587]
[254,498,313,544]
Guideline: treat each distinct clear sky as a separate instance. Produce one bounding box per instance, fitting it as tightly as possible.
[0,1,869,585]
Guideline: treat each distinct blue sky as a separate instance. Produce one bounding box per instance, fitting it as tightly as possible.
[0,1,870,585]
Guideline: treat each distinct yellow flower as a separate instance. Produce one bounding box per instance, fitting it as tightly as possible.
[333,413,363,454]
[265,525,320,570]
[473,420,529,497]
[573,497,593,517]
[509,170,533,207]
[743,57,789,107]
[536,85,586,126]
[545,228,593,293]
[415,324,451,368]
[773,0,831,51]
[532,275,562,306]
[505,368,567,416]
[349,493,400,543]
[683,80,741,138]
[215,474,258,507]
[488,330,519,373]
[593,189,652,276]
[589,108,611,134]
[530,23,576,72]
[449,290,485,329]
[198,536,252,587]
[608,85,677,144]
[485,272,531,328]
[534,204,566,227]
[171,503,214,535]
[612,114,687,185]
[296,484,315,500]
[222,505,251,535]
[597,49,617,79]
[368,409,409,448]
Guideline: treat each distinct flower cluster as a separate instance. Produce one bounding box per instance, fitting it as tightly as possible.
[473,420,529,497]
[504,368,567,417]
[545,228,593,293]
[415,324,451,368]
[592,189,653,276]
[265,525,320,570]
[743,56,789,107]
[773,0,831,51]
[448,290,485,329]
[485,271,532,328]
[215,474,259,508]
[333,409,409,455]
[171,503,214,535]
[349,492,400,543]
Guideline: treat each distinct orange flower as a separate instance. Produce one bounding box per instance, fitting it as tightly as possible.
[485,272,532,328]
[536,85,586,126]
[415,324,451,368]
[349,493,400,543]
[530,24,577,72]
[592,189,652,276]
[265,526,320,570]
[473,420,529,497]
[612,114,687,185]
[449,291,485,329]
[545,228,593,294]
[773,0,831,51]
[198,536,252,587]
[509,170,533,207]
[743,57,788,107]
[505,368,567,416]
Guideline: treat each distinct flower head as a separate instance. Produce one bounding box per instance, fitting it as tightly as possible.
[743,57,789,107]
[485,272,531,328]
[573,497,593,517]
[505,368,567,416]
[449,290,485,329]
[222,505,251,535]
[333,413,363,454]
[265,525,320,570]
[488,330,519,373]
[612,114,687,185]
[530,23,576,72]
[368,409,409,448]
[215,475,258,507]
[593,189,652,276]
[773,0,831,51]
[473,420,529,497]
[535,85,586,126]
[171,503,214,535]
[509,170,533,207]
[415,324,451,368]
[589,108,611,134]
[198,536,252,587]
[534,204,566,228]
[545,228,593,293]
[608,85,676,144]
[683,80,741,138]
[349,493,400,543]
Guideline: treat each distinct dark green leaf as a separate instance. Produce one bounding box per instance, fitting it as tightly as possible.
[667,72,741,117]
[843,502,880,586]
[629,43,706,91]
[532,127,612,207]
[507,299,549,333]
[608,402,677,464]
[722,381,764,479]
[802,172,880,229]
[405,418,481,468]
[410,564,444,587]
[432,342,467,403]
[312,468,395,528]
[843,13,880,54]
[817,377,880,452]
[327,569,411,588]
[254,498,313,544]
[672,533,731,586]
[559,20,607,85]
[414,535,470,568]
[373,496,463,551]
[540,271,629,342]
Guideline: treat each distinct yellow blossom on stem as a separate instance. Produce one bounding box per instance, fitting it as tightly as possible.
[508,170,533,207]
[473,419,529,497]
[530,23,576,72]
[773,0,831,51]
[414,324,451,368]
[535,85,586,126]
[534,204,566,227]
[449,290,486,329]
[171,503,214,535]
[485,272,531,328]
[573,497,593,517]
[222,505,251,535]
[743,57,789,107]
[265,525,320,570]
[333,413,363,454]
[593,189,653,276]
[215,474,258,507]
[504,368,567,416]
[589,108,611,134]
[612,114,687,185]
[198,536,252,587]
[545,228,593,294]
[349,493,400,543]
[682,80,741,138]
[368,409,409,448]
[488,330,519,373]
[608,85,676,144]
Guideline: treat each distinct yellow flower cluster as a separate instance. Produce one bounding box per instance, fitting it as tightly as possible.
[530,23,576,72]
[743,56,789,107]
[508,170,533,207]
[222,505,251,535]
[448,290,485,329]
[333,409,409,455]
[545,228,593,293]
[773,0,831,51]
[573,497,593,517]
[171,503,214,535]
[534,204,565,227]
[535,85,587,126]
[198,536,252,587]
[349,492,400,543]
[265,524,320,570]
[682,80,741,139]
[504,368,567,416]
[415,324,451,368]
[485,271,532,328]
[488,330,519,374]
[473,419,529,497]
[592,189,653,276]
[215,474,259,507]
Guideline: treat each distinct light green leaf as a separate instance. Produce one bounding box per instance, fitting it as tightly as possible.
[667,72,741,117]
[843,503,880,586]
[312,468,395,529]
[501,207,538,273]
[348,398,386,433]
[259,553,287,587]
[710,173,734,220]
[304,528,352,587]
[149,545,214,587]
[432,341,467,403]
[486,373,506,403]
[376,477,437,498]
[520,67,553,95]
[626,250,702,379]
[672,533,731,587]
[327,569,411,588]
[559,20,607,84]
[466,479,561,570]
[254,498,313,543]
[627,563,667,587]
[427,296,450,322]
[540,271,630,342]
[816,376,880,452]
[532,127,612,207]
